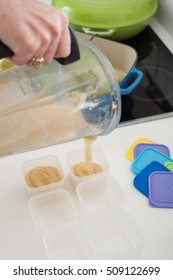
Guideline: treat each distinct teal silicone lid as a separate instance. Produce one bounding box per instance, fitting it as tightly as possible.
[52,0,158,28]
[134,143,170,159]
[131,148,173,175]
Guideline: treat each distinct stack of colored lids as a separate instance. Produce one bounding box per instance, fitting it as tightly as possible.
[126,138,173,208]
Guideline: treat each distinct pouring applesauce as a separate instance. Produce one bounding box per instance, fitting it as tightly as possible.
[71,136,103,177]
[0,36,121,158]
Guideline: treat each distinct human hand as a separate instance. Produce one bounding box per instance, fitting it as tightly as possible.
[0,0,71,65]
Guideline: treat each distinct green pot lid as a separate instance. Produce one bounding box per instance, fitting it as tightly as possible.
[52,0,158,28]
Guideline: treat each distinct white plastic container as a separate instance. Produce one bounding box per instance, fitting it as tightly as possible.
[43,222,96,260]
[91,211,144,259]
[21,155,66,196]
[66,146,109,188]
[28,189,77,231]
[76,174,124,217]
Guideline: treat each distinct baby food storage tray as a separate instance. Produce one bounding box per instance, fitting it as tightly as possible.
[20,145,144,260]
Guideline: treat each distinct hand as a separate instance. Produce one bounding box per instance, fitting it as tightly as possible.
[0,0,71,65]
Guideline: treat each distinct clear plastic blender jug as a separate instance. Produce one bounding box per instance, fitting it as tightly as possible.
[0,36,121,157]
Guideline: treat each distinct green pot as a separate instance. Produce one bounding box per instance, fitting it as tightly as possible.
[52,0,158,41]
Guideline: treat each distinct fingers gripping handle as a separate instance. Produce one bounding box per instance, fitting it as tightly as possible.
[0,25,80,65]
[55,25,80,65]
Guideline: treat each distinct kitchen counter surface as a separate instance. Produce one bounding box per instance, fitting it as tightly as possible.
[0,116,173,260]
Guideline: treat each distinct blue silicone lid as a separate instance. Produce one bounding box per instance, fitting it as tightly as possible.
[133,161,170,197]
[134,143,170,159]
[149,171,173,208]
[131,148,173,174]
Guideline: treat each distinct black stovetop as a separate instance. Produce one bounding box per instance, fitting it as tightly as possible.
[119,26,173,124]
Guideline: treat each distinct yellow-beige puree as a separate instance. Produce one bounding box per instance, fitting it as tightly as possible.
[71,136,103,177]
[25,165,62,188]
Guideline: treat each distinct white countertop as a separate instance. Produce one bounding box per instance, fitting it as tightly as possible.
[0,116,173,260]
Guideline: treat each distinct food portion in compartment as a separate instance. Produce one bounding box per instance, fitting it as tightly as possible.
[25,165,62,188]
[72,161,103,177]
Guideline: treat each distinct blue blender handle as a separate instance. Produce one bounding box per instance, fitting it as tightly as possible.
[0,25,80,65]
[120,66,143,95]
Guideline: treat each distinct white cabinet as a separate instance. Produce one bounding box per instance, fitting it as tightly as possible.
[156,0,173,37]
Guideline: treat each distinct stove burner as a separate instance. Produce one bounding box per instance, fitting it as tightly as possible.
[134,65,173,102]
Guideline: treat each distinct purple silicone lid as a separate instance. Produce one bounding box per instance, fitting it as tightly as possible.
[134,143,170,159]
[148,171,173,208]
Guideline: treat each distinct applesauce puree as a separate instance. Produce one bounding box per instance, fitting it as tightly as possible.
[71,136,103,177]
[25,165,62,188]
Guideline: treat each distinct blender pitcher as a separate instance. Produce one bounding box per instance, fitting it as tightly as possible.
[0,28,121,157]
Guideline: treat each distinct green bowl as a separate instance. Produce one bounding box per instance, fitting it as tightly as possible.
[52,0,158,41]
